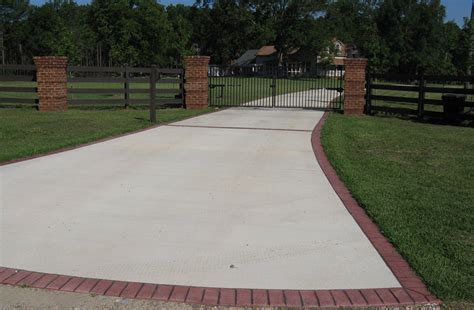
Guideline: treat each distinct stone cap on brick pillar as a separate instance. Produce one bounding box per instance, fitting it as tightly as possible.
[184,56,210,67]
[33,56,68,68]
[343,57,368,68]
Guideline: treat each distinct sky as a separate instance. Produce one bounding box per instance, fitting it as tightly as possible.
[29,0,472,27]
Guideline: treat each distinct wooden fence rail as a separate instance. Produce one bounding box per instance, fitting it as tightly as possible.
[0,64,38,106]
[0,64,184,121]
[366,73,474,120]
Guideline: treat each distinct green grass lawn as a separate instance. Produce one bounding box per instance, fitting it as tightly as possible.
[321,113,473,304]
[0,107,214,163]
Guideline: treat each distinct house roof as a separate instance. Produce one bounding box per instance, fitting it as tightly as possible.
[256,46,277,56]
[233,49,259,66]
[256,45,300,57]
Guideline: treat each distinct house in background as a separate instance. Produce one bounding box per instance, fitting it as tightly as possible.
[233,49,259,67]
[232,39,356,76]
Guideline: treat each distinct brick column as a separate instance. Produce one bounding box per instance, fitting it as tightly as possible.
[33,56,68,112]
[184,56,210,109]
[343,58,368,115]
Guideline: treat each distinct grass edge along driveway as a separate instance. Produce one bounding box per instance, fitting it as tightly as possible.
[0,108,215,164]
[321,113,473,305]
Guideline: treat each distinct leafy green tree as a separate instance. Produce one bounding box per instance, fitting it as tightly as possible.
[1,0,30,63]
[251,0,326,65]
[166,4,194,65]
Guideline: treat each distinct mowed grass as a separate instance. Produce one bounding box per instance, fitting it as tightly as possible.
[0,107,214,163]
[321,113,474,303]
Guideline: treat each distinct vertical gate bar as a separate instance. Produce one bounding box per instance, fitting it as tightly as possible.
[296,66,300,109]
[245,67,247,107]
[329,66,332,108]
[267,66,270,107]
[266,67,269,107]
[124,65,130,108]
[272,73,276,108]
[328,66,337,109]
[209,66,212,106]
[331,66,335,109]
[318,68,321,109]
[180,68,184,108]
[308,70,311,109]
[326,67,330,109]
[366,71,372,114]
[209,68,212,107]
[271,66,274,107]
[335,66,344,109]
[321,65,325,109]
[149,65,157,123]
[341,66,344,108]
[229,67,231,106]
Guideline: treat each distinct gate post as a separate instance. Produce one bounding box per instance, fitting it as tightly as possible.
[33,56,68,112]
[343,58,368,115]
[184,56,210,109]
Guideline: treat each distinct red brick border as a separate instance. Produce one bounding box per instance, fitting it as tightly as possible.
[311,112,442,307]
[0,111,442,308]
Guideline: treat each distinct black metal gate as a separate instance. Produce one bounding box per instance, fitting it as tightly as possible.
[208,64,344,109]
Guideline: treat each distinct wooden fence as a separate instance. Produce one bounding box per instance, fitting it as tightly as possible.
[0,65,38,106]
[0,64,184,118]
[366,73,474,120]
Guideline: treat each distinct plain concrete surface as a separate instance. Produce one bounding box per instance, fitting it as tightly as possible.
[0,108,400,290]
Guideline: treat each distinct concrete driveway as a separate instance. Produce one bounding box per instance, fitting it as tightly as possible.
[0,108,400,290]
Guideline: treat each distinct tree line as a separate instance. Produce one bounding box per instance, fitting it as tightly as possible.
[1,0,472,74]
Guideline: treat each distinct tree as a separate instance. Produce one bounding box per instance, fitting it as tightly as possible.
[166,4,194,65]
[251,0,326,65]
[375,0,449,74]
[89,0,172,66]
[195,0,259,64]
[1,0,29,63]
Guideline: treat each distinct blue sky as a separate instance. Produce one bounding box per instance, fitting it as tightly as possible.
[29,0,472,26]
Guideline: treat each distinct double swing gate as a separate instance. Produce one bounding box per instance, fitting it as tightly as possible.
[208,64,344,109]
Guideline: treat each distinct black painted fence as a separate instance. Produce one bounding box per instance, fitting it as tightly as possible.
[0,65,184,121]
[366,73,474,120]
[0,65,38,106]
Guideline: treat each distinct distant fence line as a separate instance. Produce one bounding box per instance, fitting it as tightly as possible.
[366,73,474,121]
[0,64,184,110]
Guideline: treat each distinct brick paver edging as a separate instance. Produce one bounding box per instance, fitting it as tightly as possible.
[0,111,442,308]
[311,112,442,307]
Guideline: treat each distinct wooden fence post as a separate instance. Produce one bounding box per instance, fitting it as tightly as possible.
[418,74,425,120]
[124,65,130,109]
[149,65,157,123]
